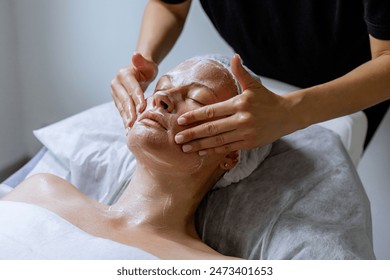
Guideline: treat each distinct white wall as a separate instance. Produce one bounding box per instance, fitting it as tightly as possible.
[0,0,26,172]
[358,108,390,259]
[12,0,232,156]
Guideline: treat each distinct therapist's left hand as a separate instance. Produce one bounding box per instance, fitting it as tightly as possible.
[174,54,298,155]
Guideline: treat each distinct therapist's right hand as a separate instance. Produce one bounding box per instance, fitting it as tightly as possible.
[111,52,158,128]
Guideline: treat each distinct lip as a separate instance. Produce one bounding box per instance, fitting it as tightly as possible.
[139,111,168,130]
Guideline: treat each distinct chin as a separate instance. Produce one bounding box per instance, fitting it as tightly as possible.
[127,121,172,152]
[127,123,204,173]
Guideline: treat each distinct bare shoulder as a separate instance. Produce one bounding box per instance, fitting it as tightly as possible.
[2,173,75,201]
[1,173,98,211]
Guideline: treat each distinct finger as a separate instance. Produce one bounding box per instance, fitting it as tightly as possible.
[231,54,259,91]
[120,99,137,128]
[112,91,128,128]
[199,140,245,156]
[118,73,147,114]
[126,98,137,127]
[175,115,237,144]
[111,81,137,126]
[177,99,236,126]
[134,85,147,114]
[180,129,244,153]
[115,94,137,128]
[111,79,130,122]
[130,53,157,113]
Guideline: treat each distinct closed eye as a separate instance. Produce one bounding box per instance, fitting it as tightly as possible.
[188,98,204,106]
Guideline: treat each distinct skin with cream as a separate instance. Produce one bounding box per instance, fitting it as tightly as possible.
[2,58,241,259]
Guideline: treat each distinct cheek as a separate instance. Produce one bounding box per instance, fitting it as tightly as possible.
[170,101,202,130]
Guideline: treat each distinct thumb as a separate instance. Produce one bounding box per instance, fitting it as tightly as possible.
[231,54,259,91]
[132,52,158,82]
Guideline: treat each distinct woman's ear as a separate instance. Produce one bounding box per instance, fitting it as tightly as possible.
[220,151,240,170]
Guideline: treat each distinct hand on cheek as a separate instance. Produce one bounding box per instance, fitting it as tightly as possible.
[174,54,293,155]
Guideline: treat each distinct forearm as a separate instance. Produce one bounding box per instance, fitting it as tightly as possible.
[137,0,191,64]
[288,53,390,129]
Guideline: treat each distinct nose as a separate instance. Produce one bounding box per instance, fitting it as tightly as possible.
[153,92,174,113]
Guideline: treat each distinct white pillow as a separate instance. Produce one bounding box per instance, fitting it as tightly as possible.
[33,102,136,203]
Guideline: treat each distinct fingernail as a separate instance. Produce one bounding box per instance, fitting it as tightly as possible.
[177,117,186,125]
[198,150,207,156]
[235,54,242,63]
[127,115,134,127]
[175,134,184,144]
[182,145,192,153]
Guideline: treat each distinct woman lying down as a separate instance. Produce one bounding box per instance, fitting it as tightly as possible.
[0,55,271,260]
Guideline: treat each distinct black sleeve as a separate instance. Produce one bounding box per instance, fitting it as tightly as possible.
[161,0,187,4]
[363,0,390,40]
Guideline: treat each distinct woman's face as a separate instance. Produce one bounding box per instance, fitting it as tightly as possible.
[127,58,237,174]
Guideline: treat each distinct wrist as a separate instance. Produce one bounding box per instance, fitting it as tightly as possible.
[283,89,312,131]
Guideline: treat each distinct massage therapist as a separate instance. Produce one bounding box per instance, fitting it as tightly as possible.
[111,0,390,154]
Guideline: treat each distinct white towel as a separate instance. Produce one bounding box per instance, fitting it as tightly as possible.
[214,144,272,189]
[0,184,12,199]
[0,201,158,260]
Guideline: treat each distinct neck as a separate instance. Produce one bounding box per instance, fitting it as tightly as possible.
[110,163,218,238]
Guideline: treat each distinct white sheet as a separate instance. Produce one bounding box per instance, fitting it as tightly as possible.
[0,184,12,198]
[0,201,158,260]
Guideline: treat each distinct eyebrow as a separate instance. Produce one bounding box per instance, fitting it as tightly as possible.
[160,74,218,100]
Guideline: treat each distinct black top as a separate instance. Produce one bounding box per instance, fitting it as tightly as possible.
[161,0,390,145]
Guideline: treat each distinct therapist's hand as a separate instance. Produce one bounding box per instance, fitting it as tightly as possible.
[111,52,158,128]
[175,54,297,155]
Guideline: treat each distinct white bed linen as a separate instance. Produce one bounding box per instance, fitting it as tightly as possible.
[0,184,12,198]
[0,201,158,260]
[27,150,70,181]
